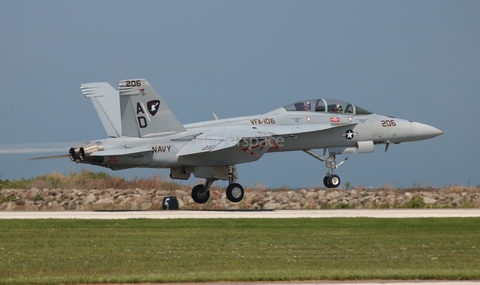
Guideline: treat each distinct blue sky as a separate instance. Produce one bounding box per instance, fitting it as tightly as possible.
[0,1,479,188]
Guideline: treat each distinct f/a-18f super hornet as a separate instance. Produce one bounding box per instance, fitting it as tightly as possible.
[62,79,442,204]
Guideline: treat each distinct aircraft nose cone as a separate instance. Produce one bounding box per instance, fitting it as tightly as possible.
[411,122,443,141]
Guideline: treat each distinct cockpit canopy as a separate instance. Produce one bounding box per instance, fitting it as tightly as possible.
[283,99,372,115]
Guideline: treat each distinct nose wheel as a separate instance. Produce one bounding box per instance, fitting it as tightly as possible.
[323,174,341,188]
[304,149,347,189]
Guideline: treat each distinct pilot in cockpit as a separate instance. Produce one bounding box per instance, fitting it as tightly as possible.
[304,101,311,111]
[329,104,342,113]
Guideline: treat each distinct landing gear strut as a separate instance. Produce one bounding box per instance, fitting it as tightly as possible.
[304,149,348,189]
[191,165,245,204]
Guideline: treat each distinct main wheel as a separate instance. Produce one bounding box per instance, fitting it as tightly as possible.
[226,183,244,203]
[328,175,341,188]
[191,184,210,204]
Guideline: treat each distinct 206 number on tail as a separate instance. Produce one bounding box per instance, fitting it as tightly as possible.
[126,80,141,87]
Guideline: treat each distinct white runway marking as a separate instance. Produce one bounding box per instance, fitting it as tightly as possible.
[1,209,480,219]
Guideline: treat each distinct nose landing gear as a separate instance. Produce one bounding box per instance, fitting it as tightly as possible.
[304,149,348,188]
[324,174,341,188]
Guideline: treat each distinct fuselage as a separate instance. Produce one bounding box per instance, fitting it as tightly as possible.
[69,80,443,199]
[73,100,442,171]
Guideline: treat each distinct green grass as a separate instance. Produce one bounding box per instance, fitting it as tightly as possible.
[1,170,184,191]
[1,218,480,284]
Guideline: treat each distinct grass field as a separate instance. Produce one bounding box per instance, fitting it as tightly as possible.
[1,218,480,284]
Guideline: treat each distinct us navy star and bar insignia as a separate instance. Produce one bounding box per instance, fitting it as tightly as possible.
[342,129,358,140]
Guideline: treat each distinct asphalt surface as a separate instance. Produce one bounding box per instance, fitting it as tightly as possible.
[1,209,480,219]
[79,279,480,285]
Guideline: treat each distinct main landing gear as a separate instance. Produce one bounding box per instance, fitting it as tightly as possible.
[191,166,245,204]
[304,149,348,189]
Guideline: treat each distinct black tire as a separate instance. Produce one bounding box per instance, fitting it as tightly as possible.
[329,175,341,188]
[191,184,210,204]
[323,176,332,188]
[226,183,244,203]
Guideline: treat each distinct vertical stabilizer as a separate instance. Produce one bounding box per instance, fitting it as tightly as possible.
[81,82,122,137]
[118,79,186,137]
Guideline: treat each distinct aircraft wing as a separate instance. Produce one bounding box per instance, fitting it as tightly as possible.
[175,122,355,157]
[253,123,354,136]
[175,129,273,157]
[89,146,152,157]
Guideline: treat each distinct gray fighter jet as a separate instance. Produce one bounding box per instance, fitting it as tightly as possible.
[66,79,442,204]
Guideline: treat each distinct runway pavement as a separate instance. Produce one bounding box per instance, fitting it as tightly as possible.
[79,280,480,285]
[159,282,480,285]
[1,209,480,219]
[0,280,471,285]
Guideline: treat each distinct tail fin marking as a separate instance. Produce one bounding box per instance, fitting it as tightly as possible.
[118,79,186,137]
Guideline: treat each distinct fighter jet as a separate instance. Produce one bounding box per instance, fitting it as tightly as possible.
[63,79,442,204]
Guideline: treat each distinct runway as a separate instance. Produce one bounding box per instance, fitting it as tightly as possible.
[148,280,480,285]
[1,209,480,219]
[157,282,480,285]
